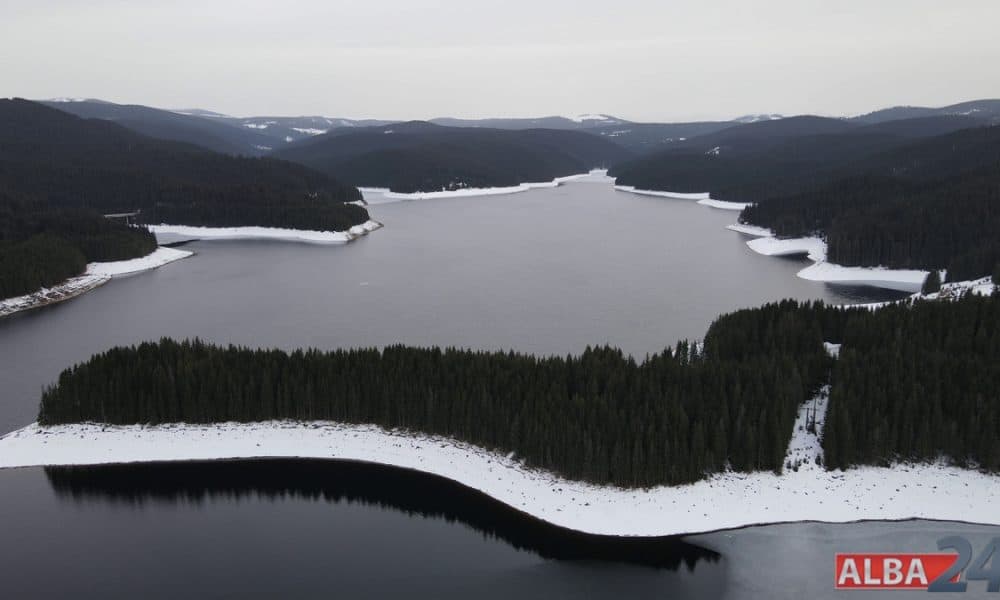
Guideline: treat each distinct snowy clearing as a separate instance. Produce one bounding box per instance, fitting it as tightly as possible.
[851,277,996,310]
[1,403,997,537]
[1,247,191,318]
[148,221,382,245]
[360,171,606,203]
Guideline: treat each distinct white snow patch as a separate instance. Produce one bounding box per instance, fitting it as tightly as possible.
[1,247,191,318]
[734,226,928,293]
[148,221,382,245]
[726,223,773,237]
[360,170,606,203]
[87,246,193,278]
[291,127,328,136]
[797,262,927,293]
[697,198,751,211]
[566,114,614,123]
[746,236,827,262]
[850,276,996,310]
[614,186,710,200]
[1,414,997,537]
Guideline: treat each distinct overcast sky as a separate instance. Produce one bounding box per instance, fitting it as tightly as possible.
[2,0,999,121]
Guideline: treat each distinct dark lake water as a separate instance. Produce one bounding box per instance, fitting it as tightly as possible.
[2,179,974,599]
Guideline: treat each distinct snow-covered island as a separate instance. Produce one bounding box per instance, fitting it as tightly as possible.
[2,385,997,537]
[148,219,383,245]
[0,246,192,319]
[727,224,931,293]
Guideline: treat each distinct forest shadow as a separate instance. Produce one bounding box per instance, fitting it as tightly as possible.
[45,458,719,571]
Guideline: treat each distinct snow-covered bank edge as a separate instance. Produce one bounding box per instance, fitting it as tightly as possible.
[614,185,751,211]
[0,247,192,318]
[852,276,997,310]
[726,224,929,293]
[360,170,610,204]
[149,220,383,245]
[2,412,997,537]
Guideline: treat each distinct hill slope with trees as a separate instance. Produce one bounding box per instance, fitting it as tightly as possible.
[275,121,633,193]
[739,126,1000,279]
[0,99,368,300]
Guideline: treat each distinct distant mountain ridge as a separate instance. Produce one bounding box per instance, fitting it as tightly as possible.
[37,96,1000,159]
[852,99,1000,124]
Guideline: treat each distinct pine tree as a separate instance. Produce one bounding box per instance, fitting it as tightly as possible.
[922,270,942,295]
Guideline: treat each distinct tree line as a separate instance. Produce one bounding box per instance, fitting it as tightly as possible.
[39,300,837,488]
[38,293,1000,485]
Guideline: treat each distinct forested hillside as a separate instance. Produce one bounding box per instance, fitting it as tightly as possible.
[824,293,1000,472]
[275,121,632,193]
[0,99,368,300]
[0,99,366,227]
[41,99,275,155]
[44,100,397,154]
[0,190,156,299]
[740,126,1000,279]
[610,116,987,202]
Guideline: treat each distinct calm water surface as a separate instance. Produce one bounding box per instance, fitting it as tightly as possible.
[2,179,973,600]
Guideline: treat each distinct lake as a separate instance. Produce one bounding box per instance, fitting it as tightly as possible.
[3,178,977,599]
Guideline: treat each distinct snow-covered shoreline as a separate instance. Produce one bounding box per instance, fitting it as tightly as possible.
[2,401,997,537]
[614,185,751,211]
[149,220,383,245]
[727,224,929,293]
[0,247,192,318]
[360,170,609,203]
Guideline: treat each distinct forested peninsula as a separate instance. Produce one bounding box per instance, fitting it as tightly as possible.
[37,292,1000,487]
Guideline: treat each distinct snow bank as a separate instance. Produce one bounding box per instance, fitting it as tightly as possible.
[798,262,927,293]
[0,275,107,318]
[615,186,752,211]
[696,198,751,211]
[360,171,604,203]
[1,247,192,318]
[851,276,996,310]
[2,411,997,537]
[87,246,192,278]
[746,235,827,262]
[726,223,772,237]
[148,221,382,245]
[734,225,929,293]
[614,185,710,200]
